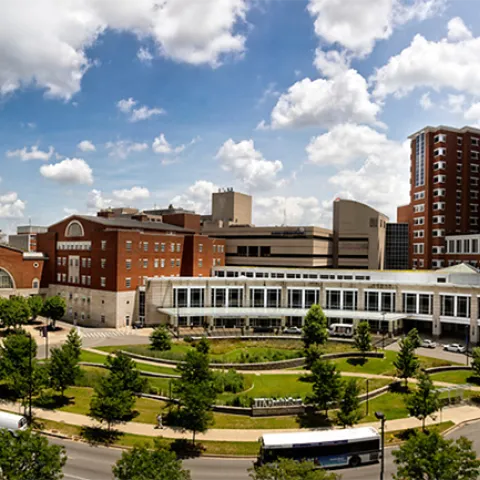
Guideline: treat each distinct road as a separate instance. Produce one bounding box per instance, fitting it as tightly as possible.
[52,420,480,480]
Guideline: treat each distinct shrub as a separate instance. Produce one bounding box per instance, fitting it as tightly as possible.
[213,369,246,394]
[149,326,172,351]
[183,336,194,344]
[227,396,254,408]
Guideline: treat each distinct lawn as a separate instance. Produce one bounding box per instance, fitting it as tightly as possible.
[385,421,454,446]
[97,339,353,364]
[360,391,410,423]
[430,370,480,385]
[334,350,456,377]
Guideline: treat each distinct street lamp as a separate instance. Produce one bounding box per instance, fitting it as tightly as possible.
[375,411,386,480]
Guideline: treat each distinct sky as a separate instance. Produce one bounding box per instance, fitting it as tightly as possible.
[0,0,479,233]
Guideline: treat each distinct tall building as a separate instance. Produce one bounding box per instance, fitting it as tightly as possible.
[210,189,252,227]
[9,225,48,252]
[332,199,388,270]
[385,223,409,270]
[400,125,480,269]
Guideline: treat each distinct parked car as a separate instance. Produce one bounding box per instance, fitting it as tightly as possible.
[443,343,466,353]
[421,339,437,348]
[283,326,302,334]
[0,412,28,434]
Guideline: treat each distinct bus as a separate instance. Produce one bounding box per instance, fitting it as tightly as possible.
[329,323,354,338]
[258,427,380,469]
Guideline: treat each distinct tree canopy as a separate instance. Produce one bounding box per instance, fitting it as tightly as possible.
[471,347,480,377]
[150,326,172,351]
[393,431,480,480]
[308,358,342,416]
[2,296,31,329]
[302,305,328,349]
[249,458,339,480]
[27,295,43,322]
[42,296,66,328]
[405,372,440,430]
[337,378,361,427]
[113,440,191,480]
[354,321,372,357]
[394,336,419,388]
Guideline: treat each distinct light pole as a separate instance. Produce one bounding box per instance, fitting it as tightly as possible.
[375,411,386,480]
[465,325,470,366]
[28,333,33,425]
[365,379,370,416]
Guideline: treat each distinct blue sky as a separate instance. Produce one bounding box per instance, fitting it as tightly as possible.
[0,0,479,232]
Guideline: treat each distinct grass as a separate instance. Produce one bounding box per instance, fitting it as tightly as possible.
[97,339,352,364]
[360,391,411,423]
[430,370,480,385]
[334,350,456,377]
[384,421,454,446]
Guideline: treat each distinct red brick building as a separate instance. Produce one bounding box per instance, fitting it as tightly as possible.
[35,211,225,328]
[398,125,480,269]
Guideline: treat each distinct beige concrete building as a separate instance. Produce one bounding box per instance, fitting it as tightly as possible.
[333,199,389,270]
[211,189,252,227]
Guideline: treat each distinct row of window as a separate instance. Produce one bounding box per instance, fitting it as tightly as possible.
[433,134,480,147]
[56,273,92,286]
[125,240,181,253]
[446,238,480,255]
[213,270,371,281]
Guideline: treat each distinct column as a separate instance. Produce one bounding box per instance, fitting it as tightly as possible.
[357,287,365,311]
[432,292,441,339]
[470,295,478,345]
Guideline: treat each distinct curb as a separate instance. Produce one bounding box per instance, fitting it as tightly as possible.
[442,416,480,437]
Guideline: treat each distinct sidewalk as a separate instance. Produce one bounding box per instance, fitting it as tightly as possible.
[2,402,480,442]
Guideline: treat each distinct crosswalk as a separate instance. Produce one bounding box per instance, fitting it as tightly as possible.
[78,328,138,339]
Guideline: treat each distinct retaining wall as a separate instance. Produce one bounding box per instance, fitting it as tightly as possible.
[424,366,473,374]
[79,362,179,379]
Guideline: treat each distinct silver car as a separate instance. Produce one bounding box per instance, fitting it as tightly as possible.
[443,343,466,353]
[283,326,302,334]
[421,339,437,348]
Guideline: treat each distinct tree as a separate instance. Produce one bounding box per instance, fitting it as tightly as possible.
[42,296,66,329]
[89,374,136,430]
[393,431,480,480]
[49,345,81,397]
[64,328,82,362]
[302,305,329,349]
[407,328,422,350]
[113,440,191,480]
[337,378,361,427]
[196,337,210,355]
[308,358,342,416]
[354,321,372,358]
[27,295,43,322]
[249,458,339,480]
[394,337,419,388]
[173,350,217,444]
[0,429,66,480]
[106,352,147,394]
[150,325,172,351]
[2,297,31,329]
[304,344,323,370]
[471,347,480,377]
[406,372,440,430]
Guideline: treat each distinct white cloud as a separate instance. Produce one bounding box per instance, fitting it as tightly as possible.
[171,180,218,214]
[77,140,96,152]
[105,140,149,159]
[152,134,185,154]
[216,139,284,191]
[6,145,54,161]
[86,190,112,210]
[112,186,150,202]
[0,192,25,218]
[257,83,280,105]
[306,124,400,167]
[266,70,380,129]
[446,94,465,114]
[137,47,154,64]
[0,0,248,100]
[464,103,480,124]
[447,17,472,42]
[116,97,165,122]
[420,92,433,110]
[63,207,78,216]
[373,23,480,99]
[40,158,93,185]
[314,49,350,77]
[308,0,444,57]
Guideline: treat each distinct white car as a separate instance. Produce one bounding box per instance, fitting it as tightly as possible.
[421,339,437,349]
[284,326,302,334]
[443,343,466,353]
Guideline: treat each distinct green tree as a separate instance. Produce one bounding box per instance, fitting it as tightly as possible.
[304,344,324,370]
[64,328,82,361]
[394,337,419,388]
[42,296,66,329]
[405,372,440,430]
[393,431,480,480]
[49,345,81,397]
[407,328,422,350]
[27,295,43,322]
[354,321,372,358]
[150,325,172,351]
[89,374,136,431]
[173,350,217,444]
[106,352,147,394]
[337,378,361,427]
[471,347,480,377]
[2,297,31,329]
[196,337,211,355]
[302,305,329,349]
[0,429,66,480]
[308,358,342,416]
[249,458,339,480]
[113,440,191,480]
[0,297,8,327]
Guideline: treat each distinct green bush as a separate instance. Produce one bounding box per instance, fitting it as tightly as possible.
[149,326,172,351]
[214,369,246,394]
[183,336,194,343]
[227,396,254,408]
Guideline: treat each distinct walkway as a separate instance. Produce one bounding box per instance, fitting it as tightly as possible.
[3,403,480,442]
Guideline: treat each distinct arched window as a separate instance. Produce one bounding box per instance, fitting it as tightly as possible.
[65,221,84,238]
[32,278,39,289]
[0,269,14,289]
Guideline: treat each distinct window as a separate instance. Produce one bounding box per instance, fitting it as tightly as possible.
[154,259,159,268]
[415,133,425,187]
[432,215,445,224]
[458,137,463,145]
[161,259,165,268]
[473,137,479,146]
[473,178,479,187]
[101,315,105,324]
[176,243,181,252]
[143,242,149,252]
[413,230,424,238]
[199,243,203,253]
[62,257,66,266]
[457,203,462,213]
[413,217,425,225]
[432,259,445,268]
[326,290,341,309]
[414,191,425,200]
[100,277,106,287]
[190,288,205,307]
[213,245,217,253]
[170,259,175,268]
[57,273,61,282]
[365,291,379,312]
[161,243,165,252]
[457,176,463,185]
[432,246,444,254]
[143,259,148,269]
[434,147,446,156]
[87,276,91,286]
[65,221,84,237]
[432,229,445,237]
[403,293,417,314]
[433,161,446,170]
[473,239,479,253]
[62,273,67,282]
[57,257,62,266]
[101,240,107,251]
[87,258,91,268]
[434,134,446,143]
[457,190,463,200]
[433,202,445,211]
[472,164,480,173]
[176,259,180,267]
[433,175,446,183]
[433,188,446,197]
[126,241,132,252]
[457,216,462,225]
[457,164,463,173]
[473,191,479,199]
[81,257,86,268]
[126,278,131,288]
[413,243,424,254]
[413,204,425,213]
[81,275,86,285]
[170,243,175,252]
[154,242,159,252]
[441,295,455,316]
[198,259,203,268]
[471,217,479,226]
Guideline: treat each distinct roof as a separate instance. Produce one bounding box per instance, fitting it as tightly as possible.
[73,215,193,234]
[261,427,379,449]
[437,263,479,274]
[408,125,480,139]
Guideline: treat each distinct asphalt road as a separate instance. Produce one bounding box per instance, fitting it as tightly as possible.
[51,420,480,480]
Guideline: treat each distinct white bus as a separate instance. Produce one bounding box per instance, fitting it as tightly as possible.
[259,427,380,468]
[329,323,354,338]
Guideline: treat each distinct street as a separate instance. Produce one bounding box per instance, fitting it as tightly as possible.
[51,420,480,480]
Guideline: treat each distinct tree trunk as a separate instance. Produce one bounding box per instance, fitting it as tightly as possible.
[192,430,196,446]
